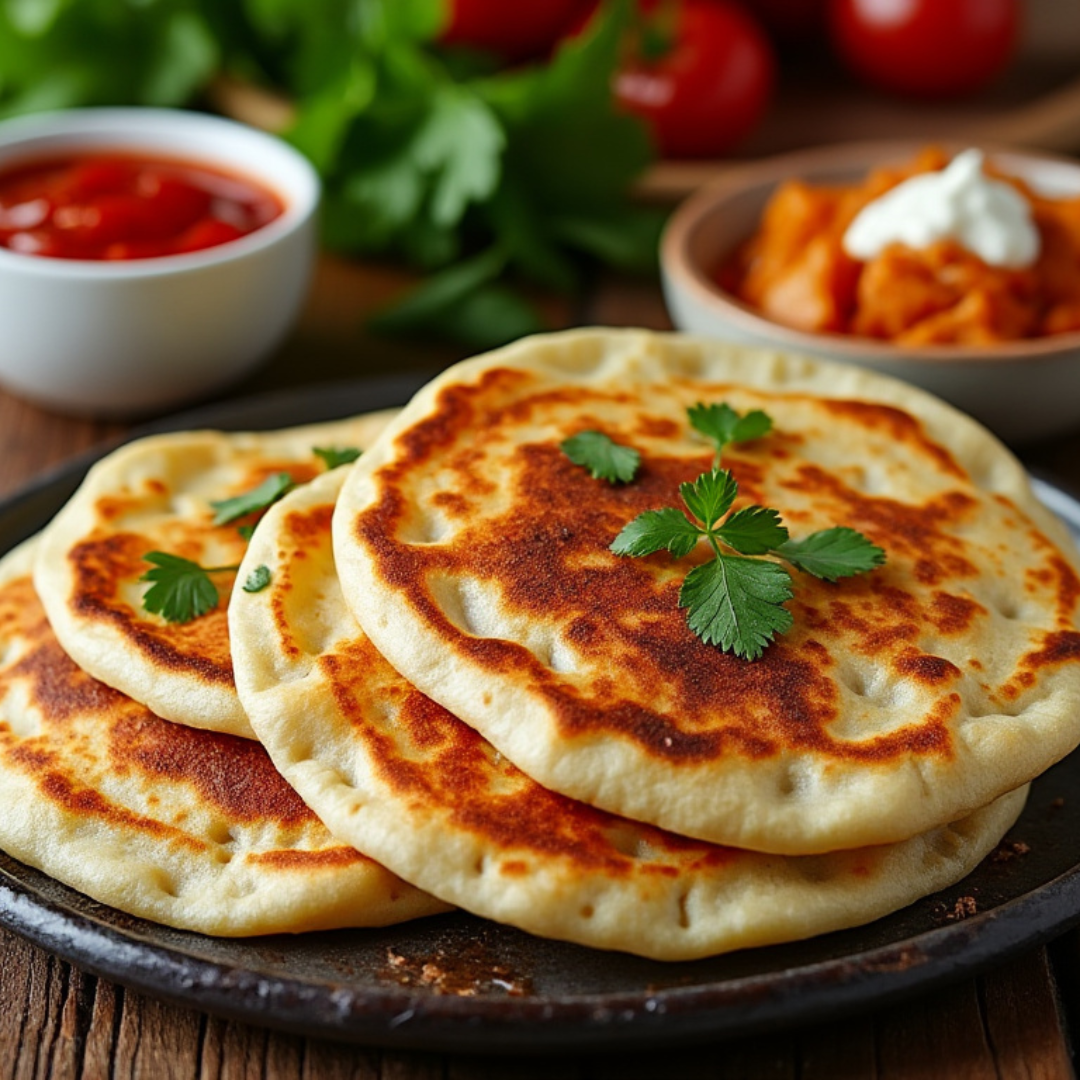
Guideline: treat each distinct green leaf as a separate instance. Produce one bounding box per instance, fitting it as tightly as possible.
[412,85,504,228]
[680,556,794,661]
[561,431,640,484]
[717,506,789,556]
[357,0,444,48]
[479,0,651,214]
[610,508,701,559]
[679,469,738,531]
[288,67,377,173]
[488,181,579,292]
[210,472,295,526]
[237,524,256,542]
[371,246,505,330]
[313,445,362,469]
[369,245,545,348]
[6,0,64,37]
[139,11,219,107]
[688,402,773,459]
[551,208,665,275]
[775,528,887,582]
[242,565,272,593]
[140,552,222,625]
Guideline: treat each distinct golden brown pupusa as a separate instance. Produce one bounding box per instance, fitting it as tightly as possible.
[333,329,1080,854]
[34,413,396,738]
[231,468,1027,961]
[0,538,447,936]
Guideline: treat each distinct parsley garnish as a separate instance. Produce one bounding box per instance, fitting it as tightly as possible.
[774,529,889,582]
[242,565,272,593]
[140,553,239,624]
[141,448,333,623]
[561,431,641,484]
[611,404,885,660]
[210,472,295,526]
[313,446,362,470]
[688,402,772,466]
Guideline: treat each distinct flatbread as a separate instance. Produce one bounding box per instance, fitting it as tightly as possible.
[0,537,446,936]
[35,413,394,738]
[333,328,1080,854]
[232,470,1026,960]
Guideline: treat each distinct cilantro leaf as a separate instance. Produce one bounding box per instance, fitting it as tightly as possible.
[561,431,640,484]
[688,403,773,461]
[775,528,887,582]
[717,506,788,556]
[237,524,256,542]
[210,472,295,526]
[679,469,738,530]
[613,454,882,659]
[140,552,227,625]
[680,556,794,661]
[610,508,701,559]
[369,246,546,350]
[313,446,362,470]
[412,84,504,228]
[242,565,272,593]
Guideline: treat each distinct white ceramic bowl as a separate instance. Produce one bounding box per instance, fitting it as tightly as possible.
[0,108,319,416]
[661,141,1080,443]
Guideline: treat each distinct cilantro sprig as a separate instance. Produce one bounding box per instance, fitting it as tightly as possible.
[140,444,356,624]
[210,472,295,526]
[314,446,363,470]
[688,402,772,466]
[140,554,239,624]
[561,431,640,484]
[610,405,885,660]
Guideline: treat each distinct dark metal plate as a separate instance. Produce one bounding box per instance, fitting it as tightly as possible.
[2,377,1080,1054]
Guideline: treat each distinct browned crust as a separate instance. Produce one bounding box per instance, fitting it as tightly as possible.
[351,374,1080,771]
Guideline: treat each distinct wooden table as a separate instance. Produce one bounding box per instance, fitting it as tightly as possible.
[1,262,1079,1078]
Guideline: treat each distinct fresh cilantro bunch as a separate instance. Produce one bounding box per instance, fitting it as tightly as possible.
[299,0,660,348]
[561,403,886,659]
[0,0,660,350]
[0,0,218,117]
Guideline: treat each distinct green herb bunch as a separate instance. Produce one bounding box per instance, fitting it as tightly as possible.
[0,0,660,349]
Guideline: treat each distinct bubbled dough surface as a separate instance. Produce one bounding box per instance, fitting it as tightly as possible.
[0,538,447,936]
[332,329,1080,854]
[231,469,1026,961]
[35,413,396,738]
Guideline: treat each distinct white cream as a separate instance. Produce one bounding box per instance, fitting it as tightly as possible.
[842,149,1040,269]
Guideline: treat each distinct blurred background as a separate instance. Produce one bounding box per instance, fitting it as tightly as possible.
[1,0,1076,360]
[0,0,1077,416]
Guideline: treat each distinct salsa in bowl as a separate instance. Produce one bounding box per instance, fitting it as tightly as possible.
[0,108,319,417]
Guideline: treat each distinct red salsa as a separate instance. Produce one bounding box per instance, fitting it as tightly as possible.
[0,153,284,260]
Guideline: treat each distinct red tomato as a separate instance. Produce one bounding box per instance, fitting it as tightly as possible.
[440,0,589,61]
[613,0,775,158]
[829,0,1019,98]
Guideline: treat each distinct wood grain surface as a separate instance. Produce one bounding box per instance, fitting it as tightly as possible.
[1,267,1079,1078]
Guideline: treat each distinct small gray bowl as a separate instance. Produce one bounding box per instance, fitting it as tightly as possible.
[661,141,1080,443]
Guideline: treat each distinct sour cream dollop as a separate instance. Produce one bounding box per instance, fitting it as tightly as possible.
[842,149,1040,270]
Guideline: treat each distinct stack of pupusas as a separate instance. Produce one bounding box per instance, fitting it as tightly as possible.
[5,328,1079,958]
[3,415,448,935]
[234,328,1078,960]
